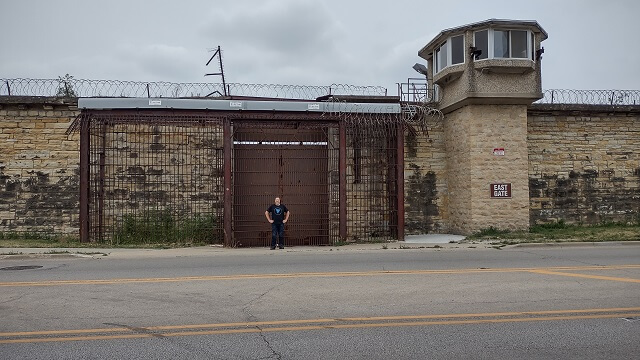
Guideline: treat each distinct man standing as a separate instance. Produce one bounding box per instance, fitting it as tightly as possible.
[265,197,290,250]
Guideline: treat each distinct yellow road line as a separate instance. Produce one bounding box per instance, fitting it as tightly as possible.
[529,269,640,283]
[2,307,639,338]
[1,265,639,287]
[334,306,640,322]
[2,312,638,344]
[0,319,336,337]
[177,313,640,335]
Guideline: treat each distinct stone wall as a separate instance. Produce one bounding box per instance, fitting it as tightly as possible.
[0,98,80,234]
[1,97,639,239]
[528,105,640,224]
[404,117,447,234]
[443,107,472,233]
[444,104,530,234]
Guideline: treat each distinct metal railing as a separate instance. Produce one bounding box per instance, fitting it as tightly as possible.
[398,78,437,104]
[0,78,387,100]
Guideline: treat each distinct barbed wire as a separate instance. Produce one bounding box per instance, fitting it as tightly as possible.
[4,79,638,106]
[0,78,387,99]
[323,98,399,132]
[535,89,640,106]
[318,97,442,138]
[401,104,443,137]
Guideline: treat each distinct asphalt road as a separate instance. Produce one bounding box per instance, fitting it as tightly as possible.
[1,244,639,359]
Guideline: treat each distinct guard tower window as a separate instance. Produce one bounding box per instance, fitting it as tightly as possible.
[494,30,509,58]
[435,41,448,72]
[474,30,489,60]
[434,35,465,74]
[474,29,534,60]
[451,35,465,65]
[511,30,528,58]
[531,32,535,59]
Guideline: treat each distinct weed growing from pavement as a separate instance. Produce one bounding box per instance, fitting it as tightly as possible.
[468,226,511,239]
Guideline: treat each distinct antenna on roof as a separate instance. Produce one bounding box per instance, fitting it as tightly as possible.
[205,45,228,97]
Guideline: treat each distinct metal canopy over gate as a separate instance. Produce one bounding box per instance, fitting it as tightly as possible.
[75,98,405,246]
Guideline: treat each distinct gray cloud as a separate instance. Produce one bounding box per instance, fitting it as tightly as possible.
[199,0,348,85]
[1,0,638,93]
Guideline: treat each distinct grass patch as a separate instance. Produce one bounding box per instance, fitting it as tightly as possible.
[529,219,572,232]
[467,226,512,240]
[0,232,87,249]
[0,212,223,249]
[467,221,640,245]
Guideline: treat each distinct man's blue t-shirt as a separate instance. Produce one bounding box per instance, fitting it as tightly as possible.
[267,204,288,224]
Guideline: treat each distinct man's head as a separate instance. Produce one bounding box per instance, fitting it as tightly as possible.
[274,197,281,205]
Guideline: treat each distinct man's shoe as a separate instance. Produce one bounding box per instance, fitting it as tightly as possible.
[270,247,276,250]
[278,246,285,249]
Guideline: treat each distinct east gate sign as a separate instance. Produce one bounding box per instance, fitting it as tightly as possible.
[490,183,512,198]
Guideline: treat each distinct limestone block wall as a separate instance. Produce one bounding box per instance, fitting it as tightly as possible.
[443,107,472,233]
[0,100,80,234]
[2,98,638,239]
[445,104,530,234]
[404,118,447,234]
[528,106,640,224]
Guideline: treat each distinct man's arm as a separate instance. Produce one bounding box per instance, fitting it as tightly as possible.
[265,211,273,223]
[283,211,290,223]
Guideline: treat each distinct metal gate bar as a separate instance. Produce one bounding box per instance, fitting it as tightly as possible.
[345,121,400,242]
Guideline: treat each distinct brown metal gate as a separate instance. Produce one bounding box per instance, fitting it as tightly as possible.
[78,109,404,246]
[232,123,338,247]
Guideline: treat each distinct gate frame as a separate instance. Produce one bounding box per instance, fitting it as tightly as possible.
[77,98,405,245]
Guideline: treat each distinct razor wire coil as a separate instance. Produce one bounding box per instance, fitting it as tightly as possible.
[0,78,387,100]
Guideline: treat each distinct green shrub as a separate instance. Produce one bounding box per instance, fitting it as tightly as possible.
[112,211,222,245]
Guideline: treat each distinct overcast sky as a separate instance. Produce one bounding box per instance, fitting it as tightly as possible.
[1,0,638,94]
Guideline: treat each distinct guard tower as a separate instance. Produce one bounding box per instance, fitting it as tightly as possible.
[418,19,548,234]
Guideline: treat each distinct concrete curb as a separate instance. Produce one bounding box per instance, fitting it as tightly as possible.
[0,253,97,260]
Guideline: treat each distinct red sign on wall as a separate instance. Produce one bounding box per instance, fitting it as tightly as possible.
[490,183,512,198]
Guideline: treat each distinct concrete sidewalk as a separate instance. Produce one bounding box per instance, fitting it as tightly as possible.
[0,240,482,260]
[402,234,466,244]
